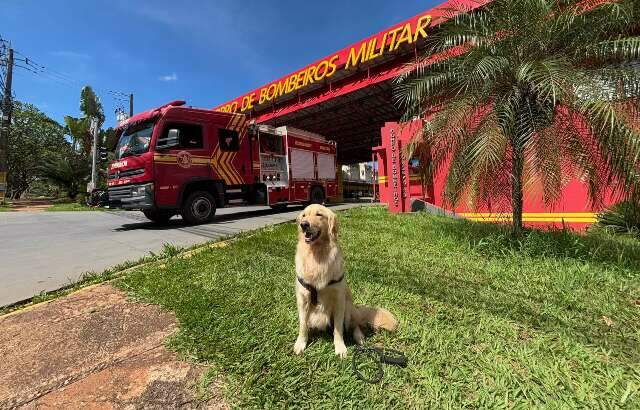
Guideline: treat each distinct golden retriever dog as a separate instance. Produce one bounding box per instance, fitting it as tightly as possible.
[293,204,397,358]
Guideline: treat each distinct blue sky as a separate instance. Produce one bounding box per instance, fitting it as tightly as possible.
[3,0,439,127]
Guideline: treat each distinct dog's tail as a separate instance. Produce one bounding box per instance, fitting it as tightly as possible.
[354,305,398,331]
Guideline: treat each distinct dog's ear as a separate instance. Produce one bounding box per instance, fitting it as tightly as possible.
[296,210,304,225]
[328,211,338,241]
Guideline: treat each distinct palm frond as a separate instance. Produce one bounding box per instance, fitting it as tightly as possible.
[394,0,639,232]
[583,37,640,63]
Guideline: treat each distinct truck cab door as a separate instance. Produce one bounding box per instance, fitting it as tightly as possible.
[153,121,210,207]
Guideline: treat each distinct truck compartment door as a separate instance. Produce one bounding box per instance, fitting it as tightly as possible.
[316,153,336,180]
[290,149,314,180]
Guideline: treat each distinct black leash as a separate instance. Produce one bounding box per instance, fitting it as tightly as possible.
[351,345,408,383]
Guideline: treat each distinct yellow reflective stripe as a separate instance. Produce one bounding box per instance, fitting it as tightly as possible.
[466,218,596,223]
[217,151,237,185]
[220,151,232,184]
[228,115,238,130]
[460,212,597,218]
[462,212,598,223]
[154,155,177,162]
[228,154,244,185]
[231,114,244,130]
[214,150,229,184]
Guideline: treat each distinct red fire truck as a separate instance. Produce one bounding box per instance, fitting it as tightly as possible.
[107,100,338,224]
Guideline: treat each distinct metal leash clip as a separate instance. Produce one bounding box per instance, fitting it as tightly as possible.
[351,345,408,383]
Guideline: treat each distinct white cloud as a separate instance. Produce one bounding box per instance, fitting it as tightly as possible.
[159,73,178,81]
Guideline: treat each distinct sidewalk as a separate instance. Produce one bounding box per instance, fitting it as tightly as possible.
[0,283,227,409]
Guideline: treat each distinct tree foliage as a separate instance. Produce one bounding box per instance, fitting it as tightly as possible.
[102,127,118,151]
[39,151,89,199]
[394,0,640,236]
[7,102,68,199]
[6,86,107,199]
[80,86,105,126]
[596,199,640,236]
[64,86,105,157]
[63,116,91,156]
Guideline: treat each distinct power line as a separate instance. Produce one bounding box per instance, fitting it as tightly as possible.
[13,56,84,89]
[9,47,131,100]
[1,38,134,123]
[13,50,80,85]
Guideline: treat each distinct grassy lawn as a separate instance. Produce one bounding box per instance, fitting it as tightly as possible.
[117,207,640,408]
[46,202,106,211]
[0,201,106,212]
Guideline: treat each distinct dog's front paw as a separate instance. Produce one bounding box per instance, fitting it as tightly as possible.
[334,342,348,359]
[293,337,307,355]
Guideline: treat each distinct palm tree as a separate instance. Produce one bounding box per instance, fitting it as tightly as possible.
[64,116,91,155]
[40,153,89,199]
[64,86,105,157]
[394,0,640,236]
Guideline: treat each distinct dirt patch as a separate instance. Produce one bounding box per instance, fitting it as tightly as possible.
[2,200,53,212]
[0,284,226,409]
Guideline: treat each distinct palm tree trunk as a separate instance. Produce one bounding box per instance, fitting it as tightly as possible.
[511,137,524,237]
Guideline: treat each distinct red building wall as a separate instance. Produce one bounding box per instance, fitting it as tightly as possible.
[375,121,616,230]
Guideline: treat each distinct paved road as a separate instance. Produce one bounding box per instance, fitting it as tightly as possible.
[0,203,364,307]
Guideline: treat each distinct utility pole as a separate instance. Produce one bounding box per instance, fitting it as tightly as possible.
[88,118,99,193]
[129,93,133,117]
[0,48,14,203]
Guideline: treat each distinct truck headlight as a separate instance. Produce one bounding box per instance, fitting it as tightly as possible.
[132,183,153,196]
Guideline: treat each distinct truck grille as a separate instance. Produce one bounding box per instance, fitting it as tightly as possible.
[108,168,145,179]
[108,185,134,200]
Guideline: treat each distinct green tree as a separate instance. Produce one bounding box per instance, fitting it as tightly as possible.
[394,0,640,236]
[63,116,91,156]
[80,86,105,125]
[7,102,67,199]
[39,150,89,199]
[102,127,118,151]
[64,86,105,157]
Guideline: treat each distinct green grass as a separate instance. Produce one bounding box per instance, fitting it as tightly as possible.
[117,207,640,408]
[46,202,107,211]
[0,201,103,212]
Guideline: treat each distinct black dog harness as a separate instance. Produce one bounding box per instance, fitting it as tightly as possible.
[297,274,344,305]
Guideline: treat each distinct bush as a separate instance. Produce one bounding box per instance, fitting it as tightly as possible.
[595,200,640,237]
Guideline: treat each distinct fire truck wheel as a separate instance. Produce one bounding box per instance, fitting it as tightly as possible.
[143,210,173,224]
[181,191,216,225]
[310,186,325,204]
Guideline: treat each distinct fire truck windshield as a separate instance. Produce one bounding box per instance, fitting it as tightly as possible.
[116,123,154,159]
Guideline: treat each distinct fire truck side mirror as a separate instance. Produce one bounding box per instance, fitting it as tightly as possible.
[157,128,180,150]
